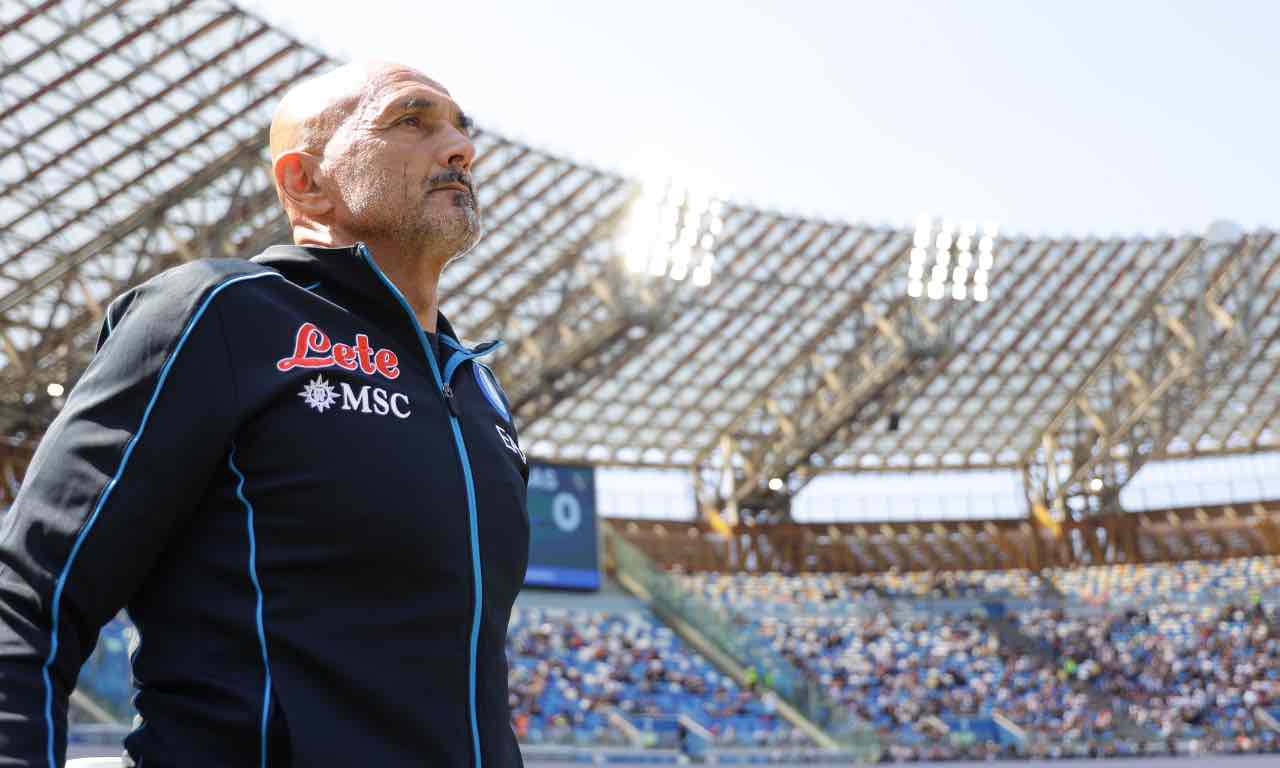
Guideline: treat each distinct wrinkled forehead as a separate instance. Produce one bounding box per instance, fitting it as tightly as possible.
[357,66,454,118]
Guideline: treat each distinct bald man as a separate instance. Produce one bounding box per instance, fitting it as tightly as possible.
[0,62,530,768]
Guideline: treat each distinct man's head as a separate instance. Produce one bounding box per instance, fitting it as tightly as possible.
[270,61,480,265]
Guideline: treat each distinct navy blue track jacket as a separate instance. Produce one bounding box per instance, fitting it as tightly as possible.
[0,244,531,767]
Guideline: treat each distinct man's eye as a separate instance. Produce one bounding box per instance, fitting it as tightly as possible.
[402,116,421,127]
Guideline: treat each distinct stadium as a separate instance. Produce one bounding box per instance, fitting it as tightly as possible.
[3,1,1280,766]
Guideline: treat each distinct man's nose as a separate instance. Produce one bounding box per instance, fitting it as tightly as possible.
[441,125,476,171]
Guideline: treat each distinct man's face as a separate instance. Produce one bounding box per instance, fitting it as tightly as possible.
[324,67,480,261]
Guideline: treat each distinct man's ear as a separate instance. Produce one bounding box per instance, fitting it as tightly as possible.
[273,151,332,218]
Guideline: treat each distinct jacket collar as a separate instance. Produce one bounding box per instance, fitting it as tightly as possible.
[253,243,480,350]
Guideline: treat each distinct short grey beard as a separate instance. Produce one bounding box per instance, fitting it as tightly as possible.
[345,166,481,263]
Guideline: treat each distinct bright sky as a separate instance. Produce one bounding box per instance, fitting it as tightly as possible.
[258,0,1279,238]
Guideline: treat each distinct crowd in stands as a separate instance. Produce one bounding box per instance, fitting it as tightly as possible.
[505,607,808,748]
[675,559,1280,759]
[754,610,1120,753]
[1015,602,1280,753]
[673,570,1054,610]
[1051,556,1280,606]
[676,556,1280,609]
[760,612,1003,731]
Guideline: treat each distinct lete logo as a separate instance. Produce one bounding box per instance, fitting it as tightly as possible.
[277,322,400,380]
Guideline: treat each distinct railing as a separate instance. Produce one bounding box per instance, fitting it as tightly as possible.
[604,523,881,760]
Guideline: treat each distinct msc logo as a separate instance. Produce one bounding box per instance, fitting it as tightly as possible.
[299,375,411,419]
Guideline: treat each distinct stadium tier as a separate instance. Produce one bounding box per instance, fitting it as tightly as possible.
[675,557,1280,610]
[72,556,1280,761]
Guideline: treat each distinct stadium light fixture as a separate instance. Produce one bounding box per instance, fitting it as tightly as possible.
[768,477,784,491]
[46,382,64,397]
[907,215,999,302]
[622,177,724,287]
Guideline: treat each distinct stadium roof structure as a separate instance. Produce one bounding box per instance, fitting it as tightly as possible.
[3,1,1280,564]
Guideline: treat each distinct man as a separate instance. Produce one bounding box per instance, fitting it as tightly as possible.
[0,61,530,767]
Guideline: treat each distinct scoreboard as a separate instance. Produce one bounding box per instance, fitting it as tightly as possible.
[523,461,600,591]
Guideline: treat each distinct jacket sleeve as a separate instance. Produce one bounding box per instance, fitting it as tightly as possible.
[0,265,268,766]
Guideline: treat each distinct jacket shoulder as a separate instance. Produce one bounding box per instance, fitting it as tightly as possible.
[147,258,279,295]
[100,259,283,348]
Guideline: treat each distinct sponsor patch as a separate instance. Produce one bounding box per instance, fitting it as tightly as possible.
[299,375,411,419]
[278,322,400,381]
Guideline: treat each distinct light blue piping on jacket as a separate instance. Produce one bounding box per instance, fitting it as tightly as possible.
[229,446,274,768]
[441,340,503,385]
[39,271,282,768]
[356,244,486,768]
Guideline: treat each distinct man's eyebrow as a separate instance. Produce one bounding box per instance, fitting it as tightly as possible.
[387,97,473,134]
[398,96,434,113]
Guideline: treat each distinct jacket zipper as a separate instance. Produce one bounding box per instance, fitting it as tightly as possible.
[356,244,485,768]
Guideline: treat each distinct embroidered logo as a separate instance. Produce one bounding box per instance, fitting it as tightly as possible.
[277,322,400,380]
[495,424,526,464]
[299,375,339,412]
[338,382,412,419]
[474,363,511,421]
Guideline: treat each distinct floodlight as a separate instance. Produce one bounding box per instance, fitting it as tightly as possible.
[905,214,999,301]
[768,477,784,491]
[47,382,64,397]
[620,176,722,287]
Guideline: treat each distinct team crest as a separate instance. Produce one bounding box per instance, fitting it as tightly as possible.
[473,363,511,422]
